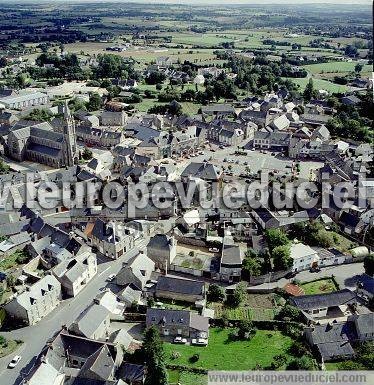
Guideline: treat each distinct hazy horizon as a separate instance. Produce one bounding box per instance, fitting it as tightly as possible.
[0,0,371,5]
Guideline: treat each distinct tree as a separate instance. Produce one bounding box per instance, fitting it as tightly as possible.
[265,229,289,252]
[87,93,102,111]
[364,255,374,277]
[227,282,246,308]
[272,244,292,271]
[276,304,302,322]
[0,159,10,174]
[270,354,288,369]
[303,78,316,102]
[237,320,257,340]
[82,147,93,161]
[286,356,316,370]
[207,284,225,302]
[354,63,363,74]
[242,251,262,280]
[143,327,168,385]
[25,108,53,122]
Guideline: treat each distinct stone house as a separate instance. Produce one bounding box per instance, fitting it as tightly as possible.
[89,219,135,259]
[146,308,209,340]
[52,250,97,297]
[147,234,177,271]
[155,276,205,303]
[69,303,111,340]
[4,275,61,325]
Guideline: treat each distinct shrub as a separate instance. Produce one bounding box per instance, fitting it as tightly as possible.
[189,353,200,363]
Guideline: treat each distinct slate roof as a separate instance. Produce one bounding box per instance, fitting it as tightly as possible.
[221,244,242,266]
[351,313,374,336]
[147,234,171,250]
[339,211,360,228]
[27,143,61,157]
[124,123,160,142]
[305,321,356,360]
[70,304,110,338]
[156,276,204,296]
[290,289,357,310]
[146,308,209,332]
[121,363,145,383]
[79,345,114,381]
[181,162,220,181]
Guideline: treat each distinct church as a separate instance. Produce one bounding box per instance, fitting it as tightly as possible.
[6,102,78,168]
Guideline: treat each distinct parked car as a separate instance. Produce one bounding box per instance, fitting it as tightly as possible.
[191,338,208,346]
[8,356,21,369]
[173,336,188,344]
[209,247,220,253]
[107,274,116,282]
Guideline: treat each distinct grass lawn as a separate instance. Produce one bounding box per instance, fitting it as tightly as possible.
[330,232,357,254]
[168,370,207,385]
[302,61,371,75]
[301,278,339,295]
[282,77,348,93]
[0,337,22,358]
[164,328,293,370]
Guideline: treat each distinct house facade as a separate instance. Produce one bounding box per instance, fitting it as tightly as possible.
[5,275,61,325]
[146,308,209,340]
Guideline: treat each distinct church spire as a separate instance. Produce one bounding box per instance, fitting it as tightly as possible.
[63,101,77,167]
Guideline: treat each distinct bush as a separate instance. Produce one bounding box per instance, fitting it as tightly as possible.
[207,284,225,302]
[189,353,200,363]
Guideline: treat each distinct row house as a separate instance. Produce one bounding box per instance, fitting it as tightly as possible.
[89,219,135,259]
[4,275,61,325]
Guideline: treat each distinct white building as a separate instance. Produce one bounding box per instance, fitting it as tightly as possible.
[4,275,61,325]
[290,242,319,272]
[0,92,49,110]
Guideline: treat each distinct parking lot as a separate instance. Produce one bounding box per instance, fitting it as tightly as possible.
[192,145,324,181]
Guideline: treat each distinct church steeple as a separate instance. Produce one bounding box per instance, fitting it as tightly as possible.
[63,100,78,167]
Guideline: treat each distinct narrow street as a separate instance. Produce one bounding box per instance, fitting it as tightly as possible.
[0,237,148,385]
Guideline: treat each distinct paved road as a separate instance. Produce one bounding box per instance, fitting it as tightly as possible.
[0,237,149,385]
[254,262,365,290]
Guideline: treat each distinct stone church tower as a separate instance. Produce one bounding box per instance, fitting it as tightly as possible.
[62,100,78,167]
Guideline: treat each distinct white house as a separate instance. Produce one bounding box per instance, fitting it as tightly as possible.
[5,275,61,325]
[290,242,319,272]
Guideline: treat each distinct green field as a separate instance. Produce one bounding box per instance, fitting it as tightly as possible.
[168,370,207,385]
[303,61,371,75]
[165,328,293,370]
[0,337,22,358]
[283,77,348,93]
[301,278,339,295]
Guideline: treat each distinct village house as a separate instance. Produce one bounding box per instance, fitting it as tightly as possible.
[116,252,155,290]
[4,275,61,325]
[52,249,97,297]
[69,303,111,340]
[201,104,236,119]
[155,275,206,304]
[290,289,358,324]
[289,242,320,272]
[89,219,135,259]
[219,243,243,283]
[304,313,374,362]
[147,234,177,271]
[146,308,209,340]
[24,330,124,384]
